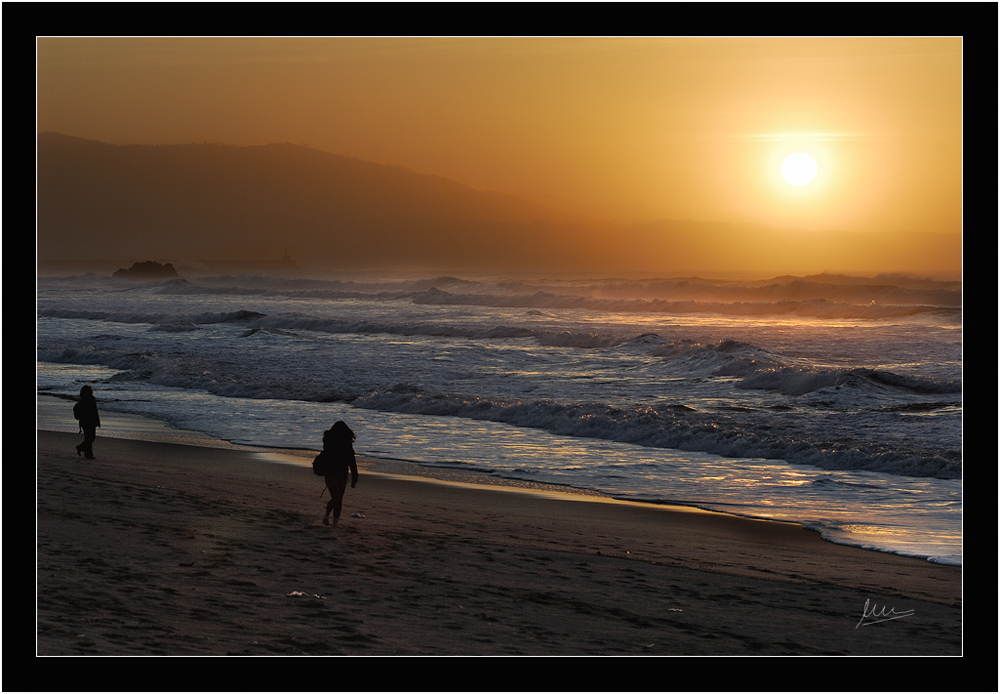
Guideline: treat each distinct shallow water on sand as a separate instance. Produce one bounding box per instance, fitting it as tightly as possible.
[37,271,962,565]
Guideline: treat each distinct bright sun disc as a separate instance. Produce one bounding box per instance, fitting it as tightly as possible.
[781,152,818,186]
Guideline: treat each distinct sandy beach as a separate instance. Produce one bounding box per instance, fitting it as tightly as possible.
[36,429,962,657]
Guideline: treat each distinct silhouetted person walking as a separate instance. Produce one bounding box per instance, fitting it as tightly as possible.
[74,385,101,459]
[317,421,359,526]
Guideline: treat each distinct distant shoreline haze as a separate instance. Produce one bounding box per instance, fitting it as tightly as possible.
[36,133,961,278]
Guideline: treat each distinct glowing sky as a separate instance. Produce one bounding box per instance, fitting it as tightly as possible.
[37,36,962,271]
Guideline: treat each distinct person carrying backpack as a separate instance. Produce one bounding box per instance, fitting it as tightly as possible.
[313,421,359,526]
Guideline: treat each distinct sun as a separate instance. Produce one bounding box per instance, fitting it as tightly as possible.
[781,152,818,186]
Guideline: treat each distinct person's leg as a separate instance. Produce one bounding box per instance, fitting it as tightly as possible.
[323,473,348,525]
[82,427,96,458]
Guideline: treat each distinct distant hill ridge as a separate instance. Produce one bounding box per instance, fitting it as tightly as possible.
[36,132,599,271]
[36,133,961,276]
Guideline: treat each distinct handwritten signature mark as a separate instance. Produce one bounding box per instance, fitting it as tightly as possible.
[856,598,915,628]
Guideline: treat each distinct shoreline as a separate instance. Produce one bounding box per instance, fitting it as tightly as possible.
[36,393,961,568]
[36,428,961,655]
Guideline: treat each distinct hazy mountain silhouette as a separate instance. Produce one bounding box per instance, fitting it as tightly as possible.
[36,133,960,276]
[36,132,607,273]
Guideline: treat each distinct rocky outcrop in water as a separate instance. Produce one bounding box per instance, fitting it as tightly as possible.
[113,260,179,279]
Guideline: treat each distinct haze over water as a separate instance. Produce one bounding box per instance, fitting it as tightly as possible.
[37,37,961,278]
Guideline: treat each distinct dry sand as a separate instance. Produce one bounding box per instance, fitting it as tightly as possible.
[36,429,962,657]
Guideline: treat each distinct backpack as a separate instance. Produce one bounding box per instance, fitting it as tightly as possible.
[312,452,330,476]
[73,401,83,420]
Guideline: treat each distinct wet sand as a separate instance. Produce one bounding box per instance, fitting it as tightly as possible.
[36,429,962,657]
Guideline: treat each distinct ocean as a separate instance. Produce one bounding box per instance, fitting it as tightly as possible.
[36,270,963,566]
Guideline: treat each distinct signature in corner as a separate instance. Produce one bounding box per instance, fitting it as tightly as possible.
[855,598,915,628]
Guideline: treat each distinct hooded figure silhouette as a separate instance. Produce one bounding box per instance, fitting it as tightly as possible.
[318,421,359,526]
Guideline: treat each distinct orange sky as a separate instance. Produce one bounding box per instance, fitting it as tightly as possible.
[36,37,962,273]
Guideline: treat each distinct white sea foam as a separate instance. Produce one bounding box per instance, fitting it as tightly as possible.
[37,270,963,564]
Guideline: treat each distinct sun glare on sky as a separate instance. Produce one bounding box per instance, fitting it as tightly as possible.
[781,153,818,186]
[35,36,962,276]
